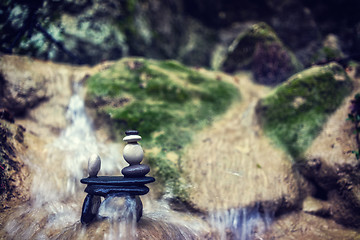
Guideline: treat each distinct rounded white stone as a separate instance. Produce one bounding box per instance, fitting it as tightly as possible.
[123,135,142,143]
[123,143,144,165]
[88,154,101,177]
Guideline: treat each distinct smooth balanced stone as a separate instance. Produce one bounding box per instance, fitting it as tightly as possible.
[123,135,142,143]
[123,143,144,165]
[88,154,101,177]
[80,176,155,186]
[84,185,150,196]
[122,164,150,178]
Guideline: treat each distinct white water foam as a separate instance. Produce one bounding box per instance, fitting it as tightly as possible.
[208,205,273,240]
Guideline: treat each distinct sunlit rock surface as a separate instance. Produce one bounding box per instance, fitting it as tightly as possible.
[183,73,308,212]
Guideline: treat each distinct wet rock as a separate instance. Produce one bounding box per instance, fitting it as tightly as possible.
[122,165,150,178]
[53,214,216,240]
[220,22,302,85]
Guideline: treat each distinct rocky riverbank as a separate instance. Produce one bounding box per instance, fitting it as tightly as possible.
[1,54,360,239]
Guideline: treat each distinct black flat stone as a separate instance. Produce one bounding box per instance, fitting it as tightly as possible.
[125,130,138,135]
[81,194,97,224]
[85,185,149,196]
[122,164,150,178]
[80,176,155,186]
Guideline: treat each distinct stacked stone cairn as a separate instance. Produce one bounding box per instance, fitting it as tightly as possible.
[80,130,155,224]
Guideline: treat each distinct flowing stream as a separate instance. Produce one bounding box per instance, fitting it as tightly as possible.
[4,82,273,239]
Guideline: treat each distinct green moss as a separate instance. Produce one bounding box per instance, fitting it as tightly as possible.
[86,58,240,201]
[258,63,352,159]
[157,60,192,74]
[187,71,207,84]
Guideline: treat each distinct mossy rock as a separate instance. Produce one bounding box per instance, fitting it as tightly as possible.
[221,22,303,85]
[85,57,240,200]
[257,62,352,159]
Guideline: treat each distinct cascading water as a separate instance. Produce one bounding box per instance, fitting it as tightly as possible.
[5,83,127,239]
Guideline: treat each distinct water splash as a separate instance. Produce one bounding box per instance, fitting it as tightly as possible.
[100,196,138,240]
[208,205,273,240]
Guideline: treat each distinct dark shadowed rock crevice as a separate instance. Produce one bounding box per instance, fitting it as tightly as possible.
[0,120,29,209]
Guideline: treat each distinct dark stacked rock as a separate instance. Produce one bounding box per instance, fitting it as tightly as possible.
[121,130,150,178]
[80,130,154,224]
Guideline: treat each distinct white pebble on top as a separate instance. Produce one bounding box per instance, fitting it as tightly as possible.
[88,154,101,177]
[123,135,142,143]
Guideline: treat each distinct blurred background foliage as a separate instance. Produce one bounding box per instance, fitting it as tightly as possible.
[1,0,359,70]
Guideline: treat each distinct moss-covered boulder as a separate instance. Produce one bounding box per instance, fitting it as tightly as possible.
[221,22,303,85]
[85,57,240,200]
[256,62,352,159]
[300,81,360,227]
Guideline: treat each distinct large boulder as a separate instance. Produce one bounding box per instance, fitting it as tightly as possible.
[85,57,240,201]
[256,62,352,158]
[300,88,360,227]
[220,22,303,85]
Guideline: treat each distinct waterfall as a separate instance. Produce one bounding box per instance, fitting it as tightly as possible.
[5,83,126,239]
